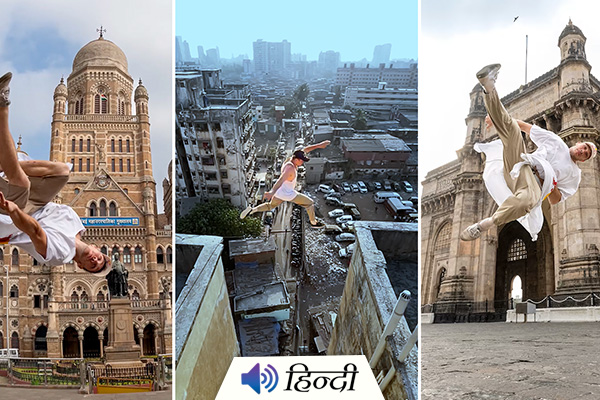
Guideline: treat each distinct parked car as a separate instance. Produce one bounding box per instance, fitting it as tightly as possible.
[403,181,414,193]
[351,183,360,193]
[366,181,376,191]
[342,182,351,192]
[325,196,344,206]
[383,180,393,190]
[349,207,361,220]
[336,215,353,225]
[335,233,356,242]
[0,349,19,359]
[326,191,343,199]
[332,183,343,193]
[357,181,368,193]
[328,209,345,218]
[341,221,356,232]
[324,224,344,235]
[342,202,357,211]
[410,196,419,206]
[374,181,382,190]
[319,184,334,194]
[339,243,356,258]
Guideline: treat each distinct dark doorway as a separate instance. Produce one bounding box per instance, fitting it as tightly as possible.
[83,327,100,358]
[143,325,156,355]
[35,325,48,351]
[63,327,79,357]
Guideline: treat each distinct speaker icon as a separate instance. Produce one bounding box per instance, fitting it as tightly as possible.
[241,363,279,394]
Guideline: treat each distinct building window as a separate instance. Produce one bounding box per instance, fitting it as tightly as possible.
[89,202,97,216]
[134,247,142,264]
[166,246,172,264]
[12,249,18,266]
[109,201,117,216]
[508,239,527,261]
[216,137,224,148]
[74,188,80,195]
[87,138,91,152]
[205,172,217,181]
[70,158,75,171]
[34,295,41,309]
[119,139,123,152]
[434,223,452,252]
[126,139,130,152]
[127,159,131,172]
[156,247,164,264]
[10,284,18,298]
[87,158,90,172]
[71,138,76,152]
[78,158,82,172]
[119,159,123,172]
[123,247,131,264]
[79,138,83,152]
[111,139,115,152]
[99,200,107,216]
[201,156,215,166]
[95,93,108,113]
[111,158,115,172]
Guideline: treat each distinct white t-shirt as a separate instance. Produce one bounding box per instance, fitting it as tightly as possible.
[528,125,581,201]
[0,203,84,266]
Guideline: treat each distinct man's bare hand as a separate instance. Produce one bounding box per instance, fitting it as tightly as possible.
[0,192,18,214]
[263,191,274,201]
[485,115,493,130]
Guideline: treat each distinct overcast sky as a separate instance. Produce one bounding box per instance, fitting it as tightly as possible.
[420,0,600,186]
[176,0,418,62]
[0,0,172,212]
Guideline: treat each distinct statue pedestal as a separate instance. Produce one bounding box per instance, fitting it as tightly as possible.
[104,297,141,364]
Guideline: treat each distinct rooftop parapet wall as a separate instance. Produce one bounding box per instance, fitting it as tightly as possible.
[175,234,240,400]
[328,221,418,400]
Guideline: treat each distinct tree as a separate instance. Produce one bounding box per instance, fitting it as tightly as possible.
[275,97,300,119]
[333,86,343,106]
[177,198,263,238]
[293,83,310,103]
[351,109,368,131]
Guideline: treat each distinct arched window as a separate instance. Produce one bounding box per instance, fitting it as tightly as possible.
[127,159,131,172]
[95,92,108,114]
[131,290,140,300]
[123,247,131,264]
[166,246,172,264]
[101,246,108,256]
[156,247,164,264]
[10,284,18,298]
[86,158,90,172]
[434,223,452,252]
[134,247,142,264]
[126,139,130,152]
[89,202,97,217]
[112,246,119,257]
[111,159,115,172]
[71,291,79,302]
[71,138,76,152]
[11,332,19,349]
[80,291,88,302]
[11,249,18,266]
[436,267,447,298]
[119,139,123,152]
[78,158,82,172]
[97,291,105,302]
[79,138,83,152]
[508,239,527,261]
[99,200,107,216]
[109,201,117,216]
[87,138,91,152]
[0,282,3,297]
[111,139,115,152]
[119,159,123,172]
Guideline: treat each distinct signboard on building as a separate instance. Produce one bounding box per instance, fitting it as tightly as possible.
[80,217,140,227]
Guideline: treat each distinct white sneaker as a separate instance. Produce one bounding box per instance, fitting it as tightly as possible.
[460,223,482,241]
[240,205,253,219]
[476,64,501,94]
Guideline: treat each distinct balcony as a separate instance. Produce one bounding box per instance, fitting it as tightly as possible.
[65,115,139,123]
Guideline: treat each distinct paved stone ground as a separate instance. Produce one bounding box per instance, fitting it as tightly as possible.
[0,385,171,399]
[422,322,600,400]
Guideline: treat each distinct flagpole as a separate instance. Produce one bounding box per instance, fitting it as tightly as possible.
[525,34,528,84]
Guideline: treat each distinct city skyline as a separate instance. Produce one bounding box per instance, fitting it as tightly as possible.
[176,0,417,63]
[0,0,172,211]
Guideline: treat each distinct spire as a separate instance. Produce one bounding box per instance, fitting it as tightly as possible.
[97,25,106,39]
[17,135,22,151]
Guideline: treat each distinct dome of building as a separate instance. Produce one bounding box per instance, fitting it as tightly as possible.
[72,37,128,73]
[54,78,68,97]
[558,19,586,45]
[135,79,148,99]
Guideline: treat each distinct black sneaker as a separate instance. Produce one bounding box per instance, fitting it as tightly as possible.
[0,72,12,107]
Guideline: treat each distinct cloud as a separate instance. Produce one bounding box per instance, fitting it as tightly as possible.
[0,0,172,213]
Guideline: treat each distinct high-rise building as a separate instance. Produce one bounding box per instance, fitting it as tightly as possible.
[252,39,291,75]
[318,50,341,73]
[175,36,184,65]
[1,34,173,358]
[372,43,392,65]
[175,69,256,211]
[182,40,192,62]
[205,47,220,67]
[336,63,418,89]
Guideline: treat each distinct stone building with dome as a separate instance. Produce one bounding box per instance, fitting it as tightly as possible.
[0,34,173,358]
[421,20,600,321]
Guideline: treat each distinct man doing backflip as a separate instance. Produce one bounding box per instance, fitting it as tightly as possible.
[0,72,110,275]
[240,140,331,228]
[461,64,597,242]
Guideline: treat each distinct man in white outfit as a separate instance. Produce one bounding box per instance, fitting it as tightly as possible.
[240,140,331,228]
[0,72,110,276]
[461,63,597,242]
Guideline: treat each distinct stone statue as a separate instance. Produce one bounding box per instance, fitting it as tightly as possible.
[107,252,129,298]
[96,143,106,163]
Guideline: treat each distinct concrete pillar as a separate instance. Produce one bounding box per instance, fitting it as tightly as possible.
[138,331,144,356]
[78,333,83,358]
[99,335,104,358]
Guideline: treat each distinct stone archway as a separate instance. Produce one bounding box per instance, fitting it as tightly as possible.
[495,220,554,308]
[83,327,100,358]
[35,325,48,351]
[143,324,156,355]
[63,327,79,358]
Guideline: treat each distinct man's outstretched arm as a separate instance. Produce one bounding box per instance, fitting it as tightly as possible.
[0,192,47,257]
[303,140,330,154]
[516,120,533,137]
